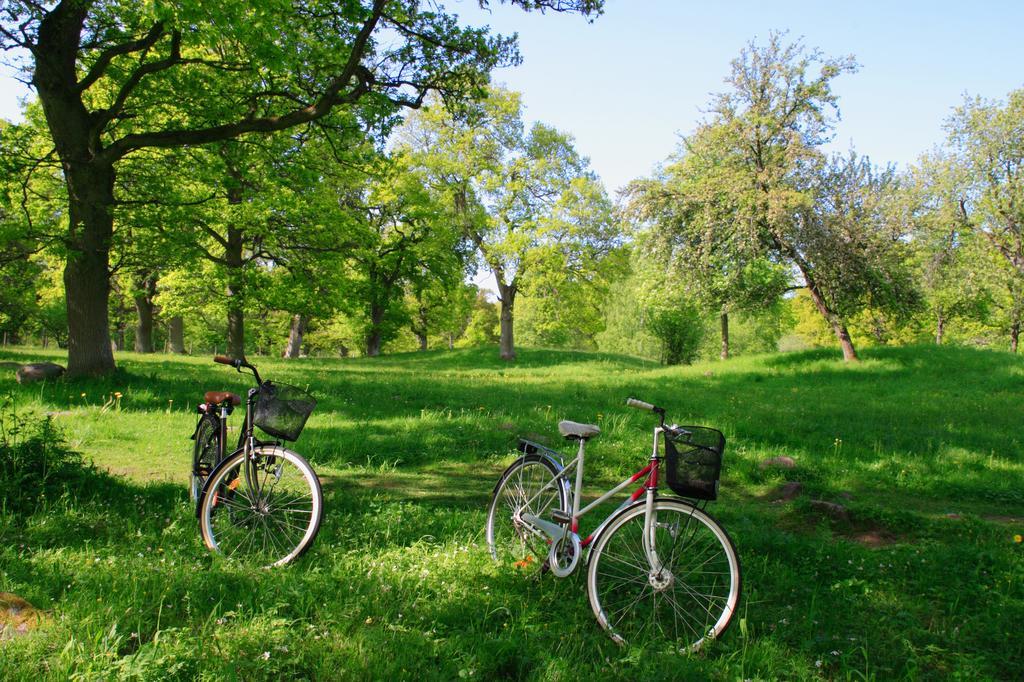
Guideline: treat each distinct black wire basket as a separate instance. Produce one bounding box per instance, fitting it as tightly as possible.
[664,426,725,500]
[252,381,316,442]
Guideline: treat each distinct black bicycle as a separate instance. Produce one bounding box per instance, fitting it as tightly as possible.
[190,356,323,566]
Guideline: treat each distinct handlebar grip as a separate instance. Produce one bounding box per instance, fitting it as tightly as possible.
[626,398,656,411]
[213,355,236,366]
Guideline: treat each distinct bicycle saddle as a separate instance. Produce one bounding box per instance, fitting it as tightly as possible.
[558,420,600,440]
[205,391,241,406]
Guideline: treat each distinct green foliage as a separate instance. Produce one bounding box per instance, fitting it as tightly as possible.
[645,299,705,365]
[0,399,104,516]
[460,292,500,346]
[401,87,621,359]
[594,273,662,360]
[945,89,1024,280]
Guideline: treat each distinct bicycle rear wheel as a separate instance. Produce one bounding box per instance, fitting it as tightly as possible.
[486,455,569,572]
[198,445,323,567]
[190,415,220,503]
[587,498,740,651]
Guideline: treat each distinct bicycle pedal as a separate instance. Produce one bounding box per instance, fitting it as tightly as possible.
[551,510,572,525]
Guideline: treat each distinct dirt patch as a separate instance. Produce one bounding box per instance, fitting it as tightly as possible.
[0,593,51,639]
[983,515,1024,525]
[848,529,899,548]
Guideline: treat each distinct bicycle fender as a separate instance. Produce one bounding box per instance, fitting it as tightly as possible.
[190,412,214,441]
[516,438,565,468]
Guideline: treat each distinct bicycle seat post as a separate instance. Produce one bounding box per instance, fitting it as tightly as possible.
[572,438,586,529]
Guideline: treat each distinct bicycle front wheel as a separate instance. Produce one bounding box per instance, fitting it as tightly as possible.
[587,498,741,651]
[198,445,323,567]
[486,455,569,572]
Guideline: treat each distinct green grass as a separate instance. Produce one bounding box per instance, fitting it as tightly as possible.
[0,344,1022,680]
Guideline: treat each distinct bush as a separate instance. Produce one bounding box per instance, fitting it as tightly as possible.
[0,398,99,515]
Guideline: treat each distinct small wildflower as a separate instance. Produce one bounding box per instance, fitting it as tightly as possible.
[260,651,270,660]
[1014,534,1022,544]
[365,617,373,624]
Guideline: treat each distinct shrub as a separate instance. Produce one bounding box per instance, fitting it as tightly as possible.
[0,398,99,515]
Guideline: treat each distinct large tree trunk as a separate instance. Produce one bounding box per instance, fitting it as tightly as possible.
[801,271,858,362]
[1012,321,1020,354]
[497,281,516,361]
[935,310,945,345]
[62,165,118,375]
[34,5,118,377]
[283,314,306,359]
[365,304,385,357]
[224,223,246,359]
[720,310,729,360]
[413,302,428,351]
[133,272,157,353]
[168,316,186,354]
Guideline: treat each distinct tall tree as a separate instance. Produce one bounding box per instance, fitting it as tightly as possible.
[906,153,990,345]
[0,0,600,375]
[340,158,461,356]
[403,87,618,360]
[627,143,790,360]
[944,89,1024,277]
[657,34,918,361]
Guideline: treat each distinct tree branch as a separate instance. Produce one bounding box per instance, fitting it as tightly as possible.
[101,0,387,161]
[76,21,166,93]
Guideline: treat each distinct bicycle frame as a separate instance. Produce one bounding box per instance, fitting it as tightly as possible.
[519,425,669,565]
[196,365,273,515]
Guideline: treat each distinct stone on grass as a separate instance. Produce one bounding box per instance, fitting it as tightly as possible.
[0,593,50,639]
[770,481,803,502]
[15,362,65,384]
[809,499,850,521]
[759,455,796,470]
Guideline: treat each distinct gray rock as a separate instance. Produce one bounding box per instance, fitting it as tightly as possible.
[809,499,850,521]
[771,481,803,501]
[759,455,796,470]
[15,362,65,384]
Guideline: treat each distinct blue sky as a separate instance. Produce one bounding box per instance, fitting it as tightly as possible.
[2,1,1022,194]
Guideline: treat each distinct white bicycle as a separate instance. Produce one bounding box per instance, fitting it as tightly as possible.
[486,398,741,651]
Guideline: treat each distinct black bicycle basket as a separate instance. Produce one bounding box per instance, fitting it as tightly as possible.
[664,426,725,500]
[252,381,316,442]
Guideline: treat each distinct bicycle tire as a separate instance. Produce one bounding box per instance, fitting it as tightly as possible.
[198,445,323,567]
[486,454,570,572]
[190,415,220,503]
[587,497,741,651]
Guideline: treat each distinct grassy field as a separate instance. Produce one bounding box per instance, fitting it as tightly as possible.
[0,344,1022,680]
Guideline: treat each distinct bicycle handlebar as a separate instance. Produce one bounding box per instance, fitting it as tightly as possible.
[626,397,656,411]
[212,355,262,384]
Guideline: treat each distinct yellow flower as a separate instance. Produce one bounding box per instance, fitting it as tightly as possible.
[80,393,86,398]
[1015,534,1022,544]
[114,392,122,398]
